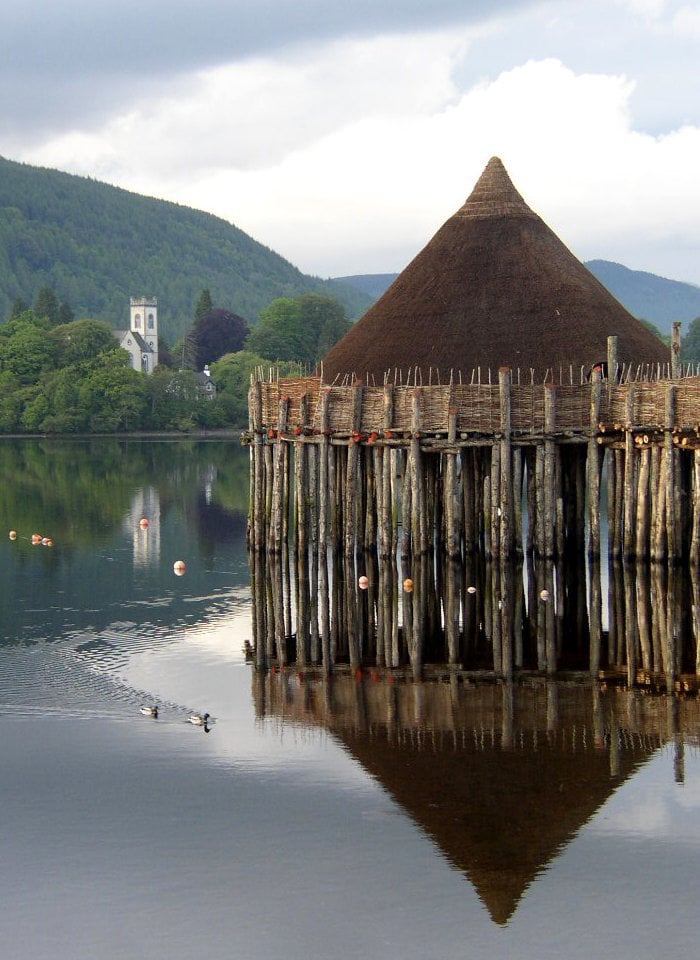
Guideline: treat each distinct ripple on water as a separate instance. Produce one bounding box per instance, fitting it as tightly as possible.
[0,622,196,725]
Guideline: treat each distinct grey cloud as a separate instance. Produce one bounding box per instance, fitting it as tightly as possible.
[0,0,535,140]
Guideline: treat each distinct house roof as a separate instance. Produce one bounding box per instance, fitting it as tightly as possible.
[114,329,155,352]
[322,157,668,383]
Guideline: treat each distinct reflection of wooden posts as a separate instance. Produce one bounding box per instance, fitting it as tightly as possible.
[691,566,700,675]
[587,367,602,557]
[650,564,663,673]
[636,563,652,672]
[623,563,637,686]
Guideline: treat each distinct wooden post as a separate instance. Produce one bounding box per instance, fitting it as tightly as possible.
[498,368,514,558]
[379,385,394,560]
[544,384,557,559]
[607,335,618,382]
[636,446,651,560]
[318,389,331,672]
[410,388,425,555]
[623,385,637,559]
[344,385,363,558]
[691,450,700,566]
[444,405,460,560]
[269,395,289,553]
[665,384,677,560]
[251,379,266,554]
[587,367,603,557]
[671,321,682,378]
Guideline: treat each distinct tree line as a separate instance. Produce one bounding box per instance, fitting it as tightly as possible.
[0,287,352,433]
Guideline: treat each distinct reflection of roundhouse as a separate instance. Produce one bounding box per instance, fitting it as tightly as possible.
[322,157,667,383]
[255,673,697,924]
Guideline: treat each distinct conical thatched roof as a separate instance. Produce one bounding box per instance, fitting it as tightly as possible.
[322,157,668,382]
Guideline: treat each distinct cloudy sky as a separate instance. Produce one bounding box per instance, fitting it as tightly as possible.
[1,0,699,283]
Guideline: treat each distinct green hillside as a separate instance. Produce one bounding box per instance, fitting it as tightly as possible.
[0,156,370,344]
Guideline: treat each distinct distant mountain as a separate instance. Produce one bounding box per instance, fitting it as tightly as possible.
[338,262,700,335]
[584,260,700,333]
[0,156,371,343]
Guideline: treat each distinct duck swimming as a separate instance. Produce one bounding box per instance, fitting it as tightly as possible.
[188,712,210,726]
[140,705,158,718]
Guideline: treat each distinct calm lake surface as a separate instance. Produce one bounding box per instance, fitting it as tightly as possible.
[1,437,698,960]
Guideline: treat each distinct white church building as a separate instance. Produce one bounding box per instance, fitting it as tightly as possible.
[114,296,159,374]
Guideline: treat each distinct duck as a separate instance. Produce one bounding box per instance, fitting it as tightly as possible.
[140,705,158,718]
[188,712,210,726]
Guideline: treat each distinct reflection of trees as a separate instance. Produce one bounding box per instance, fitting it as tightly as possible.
[0,438,252,547]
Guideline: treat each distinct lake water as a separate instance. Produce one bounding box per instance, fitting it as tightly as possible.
[1,437,698,960]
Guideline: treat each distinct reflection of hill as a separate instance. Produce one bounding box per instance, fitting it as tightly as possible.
[255,674,696,923]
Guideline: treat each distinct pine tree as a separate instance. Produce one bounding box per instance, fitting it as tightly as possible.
[194,289,213,321]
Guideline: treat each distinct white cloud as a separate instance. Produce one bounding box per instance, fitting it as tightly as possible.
[671,3,700,36]
[17,37,700,282]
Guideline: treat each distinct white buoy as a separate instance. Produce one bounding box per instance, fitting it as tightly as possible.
[358,575,369,590]
[173,560,186,576]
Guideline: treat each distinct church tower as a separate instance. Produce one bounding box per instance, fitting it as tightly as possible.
[129,296,159,373]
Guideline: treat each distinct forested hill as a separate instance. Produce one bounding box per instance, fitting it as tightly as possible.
[0,156,370,343]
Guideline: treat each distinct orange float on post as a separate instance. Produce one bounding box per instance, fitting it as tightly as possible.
[139,518,149,528]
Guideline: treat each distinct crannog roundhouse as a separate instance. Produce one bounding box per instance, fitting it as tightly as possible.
[322,157,667,383]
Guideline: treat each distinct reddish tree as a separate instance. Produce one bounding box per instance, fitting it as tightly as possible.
[192,308,249,368]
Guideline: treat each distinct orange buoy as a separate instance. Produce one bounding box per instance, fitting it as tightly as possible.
[358,575,369,590]
[403,578,414,593]
[9,530,17,540]
[139,518,149,528]
[173,560,186,576]
[31,533,42,544]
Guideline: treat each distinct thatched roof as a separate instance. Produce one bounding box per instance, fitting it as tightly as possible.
[322,157,668,383]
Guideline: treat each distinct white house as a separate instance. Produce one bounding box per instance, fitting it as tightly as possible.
[114,296,159,374]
